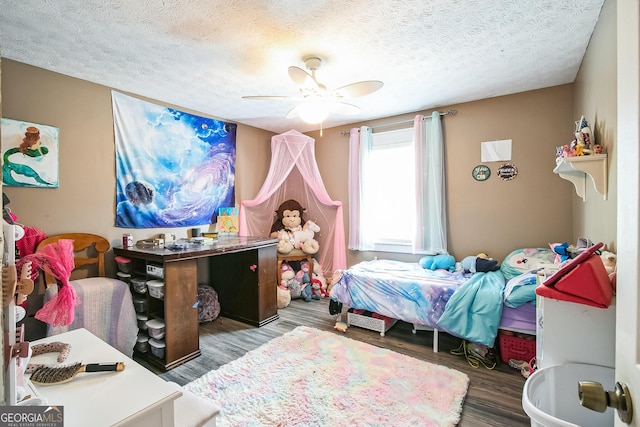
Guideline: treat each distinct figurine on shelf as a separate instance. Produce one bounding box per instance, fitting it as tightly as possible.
[574,115,595,152]
[593,144,603,154]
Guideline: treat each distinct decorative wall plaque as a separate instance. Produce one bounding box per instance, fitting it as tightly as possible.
[497,163,518,180]
[472,164,491,181]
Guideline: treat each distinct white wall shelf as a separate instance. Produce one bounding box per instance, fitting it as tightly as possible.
[553,154,607,201]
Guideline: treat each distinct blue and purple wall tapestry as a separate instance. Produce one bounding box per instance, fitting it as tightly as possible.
[112,91,236,228]
[1,118,59,188]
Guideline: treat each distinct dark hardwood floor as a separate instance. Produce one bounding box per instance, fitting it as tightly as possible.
[138,298,532,427]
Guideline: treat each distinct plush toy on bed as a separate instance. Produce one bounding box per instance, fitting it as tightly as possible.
[461,254,500,273]
[418,254,456,272]
[270,199,319,255]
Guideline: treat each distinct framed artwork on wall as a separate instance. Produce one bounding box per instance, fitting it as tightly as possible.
[1,118,59,188]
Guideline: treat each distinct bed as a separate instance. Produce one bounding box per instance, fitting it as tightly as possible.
[36,233,138,357]
[329,248,556,352]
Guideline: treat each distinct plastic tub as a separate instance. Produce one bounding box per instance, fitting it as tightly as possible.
[116,271,131,282]
[149,338,166,359]
[132,295,147,313]
[136,313,148,330]
[147,280,165,299]
[522,363,614,427]
[146,318,165,340]
[135,333,149,353]
[115,256,132,273]
[130,277,147,294]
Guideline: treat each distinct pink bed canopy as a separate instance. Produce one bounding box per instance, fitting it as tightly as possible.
[239,129,346,276]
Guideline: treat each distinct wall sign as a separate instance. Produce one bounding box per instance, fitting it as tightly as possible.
[472,164,491,181]
[497,163,518,180]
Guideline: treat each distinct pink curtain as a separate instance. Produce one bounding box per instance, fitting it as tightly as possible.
[239,129,346,275]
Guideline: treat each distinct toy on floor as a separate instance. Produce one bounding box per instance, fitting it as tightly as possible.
[281,262,301,299]
[277,282,291,309]
[296,261,314,301]
[312,258,329,297]
[334,321,348,333]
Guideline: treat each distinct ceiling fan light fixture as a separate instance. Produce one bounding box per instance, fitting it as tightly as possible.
[295,102,330,124]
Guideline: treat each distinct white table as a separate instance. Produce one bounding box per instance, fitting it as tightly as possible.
[27,328,181,427]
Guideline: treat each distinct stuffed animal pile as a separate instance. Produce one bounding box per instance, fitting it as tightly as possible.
[270,199,320,255]
[277,259,329,307]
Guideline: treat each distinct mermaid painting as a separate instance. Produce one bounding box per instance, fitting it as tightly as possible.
[2,122,59,188]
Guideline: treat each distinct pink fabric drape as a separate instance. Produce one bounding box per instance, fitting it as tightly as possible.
[239,129,346,275]
[22,239,78,326]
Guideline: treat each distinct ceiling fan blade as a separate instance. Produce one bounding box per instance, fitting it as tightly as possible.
[331,80,384,99]
[325,101,361,115]
[242,95,302,100]
[288,66,314,86]
[286,101,361,123]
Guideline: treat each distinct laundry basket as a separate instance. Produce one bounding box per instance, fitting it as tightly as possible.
[522,363,614,427]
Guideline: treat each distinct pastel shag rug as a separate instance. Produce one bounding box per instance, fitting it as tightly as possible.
[184,326,469,426]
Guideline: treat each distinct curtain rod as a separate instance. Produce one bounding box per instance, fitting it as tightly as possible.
[340,109,457,136]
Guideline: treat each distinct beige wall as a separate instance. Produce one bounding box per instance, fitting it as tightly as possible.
[572,0,617,252]
[311,86,576,265]
[4,32,613,272]
[1,60,274,276]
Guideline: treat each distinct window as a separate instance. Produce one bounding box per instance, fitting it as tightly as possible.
[349,113,447,255]
[362,128,415,252]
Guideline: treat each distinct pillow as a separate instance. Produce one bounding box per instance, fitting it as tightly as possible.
[500,248,556,281]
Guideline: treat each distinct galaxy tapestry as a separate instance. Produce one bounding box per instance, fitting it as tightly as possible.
[112,91,236,228]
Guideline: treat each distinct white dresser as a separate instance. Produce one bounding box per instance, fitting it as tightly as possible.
[536,296,616,369]
[26,328,182,427]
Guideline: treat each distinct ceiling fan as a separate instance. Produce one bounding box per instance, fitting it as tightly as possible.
[243,56,384,124]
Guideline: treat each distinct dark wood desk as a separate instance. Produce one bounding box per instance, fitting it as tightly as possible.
[114,236,278,371]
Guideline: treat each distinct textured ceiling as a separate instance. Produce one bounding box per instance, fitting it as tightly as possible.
[0,0,604,134]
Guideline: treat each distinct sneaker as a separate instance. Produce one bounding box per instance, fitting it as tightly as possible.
[329,298,342,315]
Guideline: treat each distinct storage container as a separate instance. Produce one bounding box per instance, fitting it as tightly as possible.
[116,271,131,283]
[135,333,149,353]
[132,295,148,313]
[147,280,165,299]
[499,330,536,363]
[136,313,148,330]
[146,318,165,339]
[115,256,132,273]
[347,309,397,337]
[149,338,166,359]
[522,363,614,427]
[130,277,147,294]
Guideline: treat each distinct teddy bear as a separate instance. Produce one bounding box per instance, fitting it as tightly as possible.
[277,281,291,309]
[281,262,301,299]
[600,250,617,292]
[270,199,319,255]
[600,250,617,275]
[418,254,456,271]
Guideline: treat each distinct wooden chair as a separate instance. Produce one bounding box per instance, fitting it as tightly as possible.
[36,232,110,286]
[35,233,137,356]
